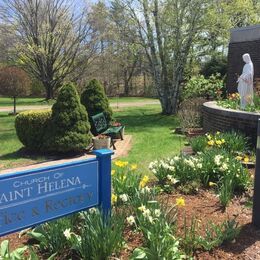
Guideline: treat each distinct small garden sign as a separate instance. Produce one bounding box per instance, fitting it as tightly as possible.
[0,149,113,237]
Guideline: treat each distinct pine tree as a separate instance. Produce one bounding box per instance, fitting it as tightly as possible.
[81,79,113,133]
[45,83,91,153]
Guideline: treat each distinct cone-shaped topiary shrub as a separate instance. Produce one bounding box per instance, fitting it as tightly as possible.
[44,83,91,153]
[81,79,113,134]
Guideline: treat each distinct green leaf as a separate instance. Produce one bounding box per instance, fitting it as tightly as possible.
[131,248,148,259]
[1,240,9,257]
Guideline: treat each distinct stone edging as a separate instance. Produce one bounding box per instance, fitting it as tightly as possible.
[203,101,260,145]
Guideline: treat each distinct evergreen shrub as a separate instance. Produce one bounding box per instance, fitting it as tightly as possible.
[15,110,51,151]
[81,79,113,134]
[45,83,92,153]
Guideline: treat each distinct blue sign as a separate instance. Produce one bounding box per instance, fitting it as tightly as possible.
[0,149,113,237]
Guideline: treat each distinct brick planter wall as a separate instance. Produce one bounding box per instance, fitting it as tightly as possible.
[203,101,260,146]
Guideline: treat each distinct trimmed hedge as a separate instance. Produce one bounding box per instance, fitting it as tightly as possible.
[15,110,51,151]
[81,79,113,134]
[44,83,92,153]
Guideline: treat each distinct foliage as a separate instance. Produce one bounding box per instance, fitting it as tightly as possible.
[112,160,143,204]
[0,66,31,113]
[218,94,260,112]
[181,216,240,254]
[189,135,207,154]
[182,74,224,100]
[15,110,51,151]
[129,192,185,259]
[149,149,251,205]
[0,240,27,260]
[81,79,113,134]
[191,131,249,154]
[44,83,91,153]
[28,216,77,256]
[201,56,227,79]
[65,209,125,260]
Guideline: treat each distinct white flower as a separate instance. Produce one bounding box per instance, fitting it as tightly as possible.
[89,208,97,214]
[126,216,135,226]
[152,169,157,174]
[63,228,71,239]
[184,159,195,168]
[220,163,228,172]
[154,209,161,217]
[119,194,128,202]
[197,163,202,169]
[143,208,151,218]
[214,155,223,166]
[141,186,151,193]
[167,175,179,184]
[173,156,180,161]
[148,215,154,223]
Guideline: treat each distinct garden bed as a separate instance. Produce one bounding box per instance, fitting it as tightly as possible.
[1,179,259,259]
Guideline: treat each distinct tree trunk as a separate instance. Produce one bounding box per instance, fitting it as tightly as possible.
[13,96,16,115]
[45,83,54,100]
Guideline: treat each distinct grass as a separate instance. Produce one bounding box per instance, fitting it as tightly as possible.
[0,97,158,107]
[0,113,46,169]
[114,105,184,174]
[0,105,183,172]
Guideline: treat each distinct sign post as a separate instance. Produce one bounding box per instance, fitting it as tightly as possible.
[0,149,113,237]
[252,119,260,227]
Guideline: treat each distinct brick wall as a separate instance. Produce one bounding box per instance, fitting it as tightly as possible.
[203,102,259,146]
[227,40,260,93]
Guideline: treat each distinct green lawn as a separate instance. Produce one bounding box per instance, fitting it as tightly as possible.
[0,96,157,107]
[0,105,183,172]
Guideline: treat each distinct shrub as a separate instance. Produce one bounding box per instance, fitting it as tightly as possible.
[44,83,91,153]
[81,79,113,134]
[182,74,224,100]
[177,98,205,130]
[15,110,51,151]
[201,56,227,79]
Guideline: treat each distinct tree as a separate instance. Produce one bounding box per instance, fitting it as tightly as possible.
[113,0,207,114]
[2,0,95,99]
[81,79,113,134]
[0,66,31,114]
[45,83,92,153]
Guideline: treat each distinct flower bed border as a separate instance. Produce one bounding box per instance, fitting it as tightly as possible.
[203,101,260,146]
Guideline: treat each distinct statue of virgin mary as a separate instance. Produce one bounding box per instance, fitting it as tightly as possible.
[237,53,254,109]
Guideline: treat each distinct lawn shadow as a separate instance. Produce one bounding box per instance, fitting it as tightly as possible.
[220,223,260,255]
[0,147,48,161]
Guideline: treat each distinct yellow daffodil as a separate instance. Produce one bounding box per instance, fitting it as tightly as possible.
[216,131,220,135]
[176,197,185,207]
[131,164,138,170]
[207,140,214,146]
[114,160,129,167]
[139,175,149,188]
[209,182,217,187]
[236,156,243,161]
[111,194,117,204]
[111,169,115,175]
[244,157,249,163]
[221,139,225,144]
[215,140,222,145]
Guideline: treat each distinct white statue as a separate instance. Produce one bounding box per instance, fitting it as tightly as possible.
[237,53,254,109]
